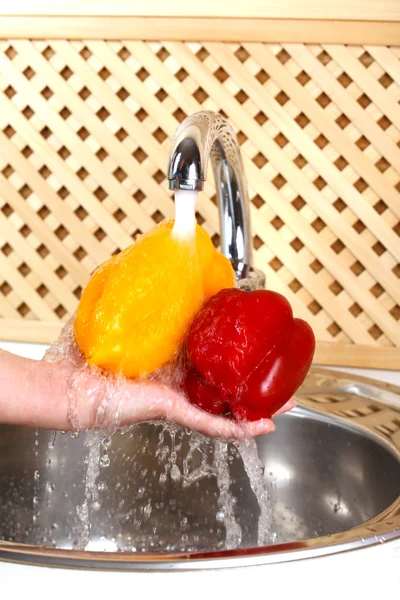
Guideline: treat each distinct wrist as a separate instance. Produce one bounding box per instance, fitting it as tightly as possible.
[33,360,72,429]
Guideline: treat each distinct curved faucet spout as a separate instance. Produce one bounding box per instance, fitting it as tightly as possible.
[168,111,263,285]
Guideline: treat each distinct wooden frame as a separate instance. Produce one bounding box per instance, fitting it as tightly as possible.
[1,319,399,370]
[2,0,400,20]
[1,0,400,44]
[0,17,399,45]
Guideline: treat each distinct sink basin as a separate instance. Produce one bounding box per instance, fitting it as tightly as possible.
[0,368,399,570]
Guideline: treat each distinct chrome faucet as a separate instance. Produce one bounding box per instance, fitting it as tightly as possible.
[168,111,265,288]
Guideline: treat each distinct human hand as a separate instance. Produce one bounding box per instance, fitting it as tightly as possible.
[47,318,294,439]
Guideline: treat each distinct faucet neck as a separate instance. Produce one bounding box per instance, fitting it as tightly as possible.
[168,111,252,281]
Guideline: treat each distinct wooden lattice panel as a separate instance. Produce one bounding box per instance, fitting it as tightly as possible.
[0,40,399,366]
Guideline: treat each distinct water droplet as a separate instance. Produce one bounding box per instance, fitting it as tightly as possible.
[33,470,40,481]
[46,482,55,493]
[143,502,152,519]
[97,482,106,491]
[100,455,110,468]
[103,436,112,448]
[216,511,225,523]
[48,431,57,448]
[170,464,181,481]
[70,431,79,439]
[137,487,145,498]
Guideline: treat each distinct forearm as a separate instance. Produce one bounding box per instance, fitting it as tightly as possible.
[0,349,70,429]
[0,349,158,430]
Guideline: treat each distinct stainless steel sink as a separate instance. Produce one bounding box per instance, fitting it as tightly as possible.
[0,368,399,570]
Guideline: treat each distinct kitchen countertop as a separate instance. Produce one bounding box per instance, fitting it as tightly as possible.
[0,340,399,598]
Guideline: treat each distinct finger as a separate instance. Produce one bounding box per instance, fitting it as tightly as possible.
[239,418,276,438]
[164,395,276,440]
[271,397,296,418]
[118,380,278,440]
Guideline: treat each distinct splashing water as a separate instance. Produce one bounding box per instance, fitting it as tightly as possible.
[32,430,40,527]
[75,430,110,550]
[31,312,276,553]
[43,320,127,549]
[214,441,242,549]
[236,439,271,545]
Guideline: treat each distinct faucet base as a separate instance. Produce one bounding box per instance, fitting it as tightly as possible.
[236,267,266,291]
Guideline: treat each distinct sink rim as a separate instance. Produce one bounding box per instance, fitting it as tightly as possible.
[0,367,399,571]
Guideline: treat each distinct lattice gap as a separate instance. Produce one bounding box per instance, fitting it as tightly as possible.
[0,39,399,350]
